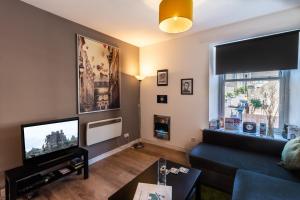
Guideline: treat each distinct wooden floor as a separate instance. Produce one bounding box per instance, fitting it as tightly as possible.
[15,143,188,200]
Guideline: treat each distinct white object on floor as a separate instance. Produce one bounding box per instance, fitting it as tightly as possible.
[133,183,172,200]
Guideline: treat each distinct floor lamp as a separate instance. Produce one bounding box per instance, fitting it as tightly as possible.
[134,75,146,149]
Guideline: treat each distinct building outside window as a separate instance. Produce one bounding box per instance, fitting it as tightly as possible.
[219,70,289,140]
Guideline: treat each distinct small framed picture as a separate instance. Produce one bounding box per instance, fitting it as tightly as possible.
[157,69,168,86]
[181,78,193,95]
[157,95,168,104]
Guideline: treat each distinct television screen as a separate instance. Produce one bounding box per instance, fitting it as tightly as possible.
[22,118,79,160]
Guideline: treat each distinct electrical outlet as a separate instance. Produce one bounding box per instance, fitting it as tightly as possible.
[191,138,196,142]
[124,133,130,138]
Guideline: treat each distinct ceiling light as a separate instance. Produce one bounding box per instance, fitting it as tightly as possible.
[159,0,193,33]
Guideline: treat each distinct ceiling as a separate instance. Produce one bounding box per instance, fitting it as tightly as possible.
[21,0,300,47]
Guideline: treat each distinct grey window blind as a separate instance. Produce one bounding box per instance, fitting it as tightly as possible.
[215,30,299,75]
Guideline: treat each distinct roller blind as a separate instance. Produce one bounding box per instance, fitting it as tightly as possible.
[215,31,299,75]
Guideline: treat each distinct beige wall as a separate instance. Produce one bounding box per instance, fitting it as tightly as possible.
[0,0,140,172]
[140,7,300,151]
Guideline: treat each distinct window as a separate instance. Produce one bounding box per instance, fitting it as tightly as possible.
[219,71,289,140]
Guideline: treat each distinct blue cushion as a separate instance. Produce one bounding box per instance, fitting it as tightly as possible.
[233,170,300,200]
[189,143,299,182]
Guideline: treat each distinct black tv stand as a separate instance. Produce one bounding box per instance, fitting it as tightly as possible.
[4,147,88,200]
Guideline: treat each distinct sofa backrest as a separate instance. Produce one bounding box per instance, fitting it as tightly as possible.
[203,129,286,157]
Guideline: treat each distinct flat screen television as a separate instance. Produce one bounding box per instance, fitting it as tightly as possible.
[21,117,79,164]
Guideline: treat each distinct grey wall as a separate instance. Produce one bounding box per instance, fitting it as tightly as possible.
[0,0,140,172]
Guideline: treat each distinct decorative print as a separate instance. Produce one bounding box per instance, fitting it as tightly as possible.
[157,95,168,104]
[157,69,168,86]
[181,78,193,95]
[77,35,120,114]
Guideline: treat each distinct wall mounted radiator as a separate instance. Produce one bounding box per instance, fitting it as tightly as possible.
[86,117,122,146]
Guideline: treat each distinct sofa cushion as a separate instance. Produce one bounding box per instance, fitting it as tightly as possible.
[281,137,300,170]
[233,169,300,200]
[203,129,286,157]
[190,143,300,182]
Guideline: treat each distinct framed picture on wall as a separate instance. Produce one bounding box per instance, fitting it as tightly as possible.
[181,78,193,95]
[77,34,120,114]
[157,69,168,86]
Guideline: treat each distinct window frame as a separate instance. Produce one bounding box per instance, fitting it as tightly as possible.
[219,70,290,130]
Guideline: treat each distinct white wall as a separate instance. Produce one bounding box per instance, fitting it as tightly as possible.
[209,46,219,121]
[140,7,300,151]
[289,56,300,126]
[140,37,209,151]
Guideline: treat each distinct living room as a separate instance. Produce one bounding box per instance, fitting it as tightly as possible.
[0,0,300,199]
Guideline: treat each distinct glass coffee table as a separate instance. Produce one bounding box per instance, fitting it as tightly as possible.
[108,160,201,200]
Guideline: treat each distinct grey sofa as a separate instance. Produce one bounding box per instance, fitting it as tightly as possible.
[189,129,300,199]
[233,169,300,200]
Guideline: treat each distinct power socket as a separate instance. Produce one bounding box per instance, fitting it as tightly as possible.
[124,133,130,138]
[191,138,197,143]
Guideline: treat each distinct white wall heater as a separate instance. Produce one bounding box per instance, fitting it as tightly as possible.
[86,117,122,146]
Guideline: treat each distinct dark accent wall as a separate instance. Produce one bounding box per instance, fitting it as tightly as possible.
[0,0,140,172]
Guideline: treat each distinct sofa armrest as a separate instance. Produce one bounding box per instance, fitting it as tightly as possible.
[203,129,286,157]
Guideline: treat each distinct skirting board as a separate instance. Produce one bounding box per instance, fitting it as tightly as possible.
[88,139,140,165]
[140,138,187,153]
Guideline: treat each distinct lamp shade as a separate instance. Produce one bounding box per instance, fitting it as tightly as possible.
[135,75,146,81]
[159,0,193,33]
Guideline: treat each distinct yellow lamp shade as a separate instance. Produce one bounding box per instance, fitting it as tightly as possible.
[159,0,193,33]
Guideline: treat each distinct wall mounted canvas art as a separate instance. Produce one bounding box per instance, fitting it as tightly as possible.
[77,35,120,114]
